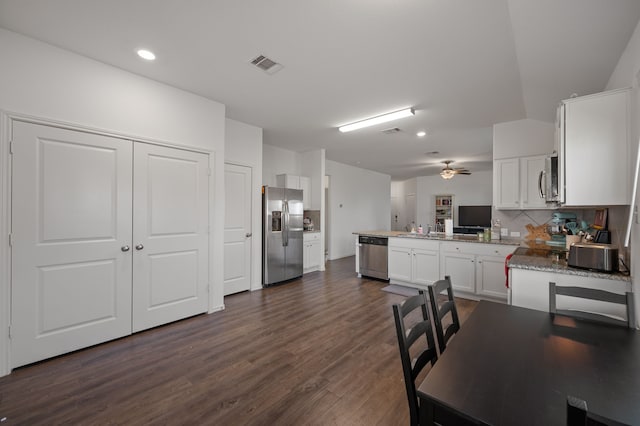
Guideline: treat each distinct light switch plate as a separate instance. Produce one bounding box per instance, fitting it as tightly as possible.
[510,231,521,237]
[501,228,509,237]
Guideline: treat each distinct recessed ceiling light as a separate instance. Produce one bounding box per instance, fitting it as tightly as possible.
[137,49,156,61]
[417,131,427,137]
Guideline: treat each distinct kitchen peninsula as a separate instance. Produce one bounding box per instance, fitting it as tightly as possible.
[354,231,519,302]
[508,246,631,315]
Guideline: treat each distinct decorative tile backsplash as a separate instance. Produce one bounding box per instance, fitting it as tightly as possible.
[492,206,628,252]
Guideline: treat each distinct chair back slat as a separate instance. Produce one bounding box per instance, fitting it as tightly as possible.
[428,276,461,353]
[549,282,635,328]
[566,395,630,426]
[392,290,438,426]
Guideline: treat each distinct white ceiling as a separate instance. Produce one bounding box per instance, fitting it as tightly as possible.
[1,0,639,180]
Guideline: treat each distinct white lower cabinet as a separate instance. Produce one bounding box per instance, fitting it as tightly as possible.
[388,238,439,287]
[440,242,514,300]
[388,237,515,300]
[303,232,321,272]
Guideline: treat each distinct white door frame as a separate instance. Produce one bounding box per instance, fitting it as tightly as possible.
[0,112,217,377]
[0,112,11,376]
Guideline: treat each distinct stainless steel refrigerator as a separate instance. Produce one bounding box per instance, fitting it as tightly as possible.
[262,186,304,286]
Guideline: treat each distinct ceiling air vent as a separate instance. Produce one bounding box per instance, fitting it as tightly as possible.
[381,127,401,134]
[250,55,283,75]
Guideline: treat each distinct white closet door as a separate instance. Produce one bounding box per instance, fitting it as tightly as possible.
[11,121,133,368]
[223,163,252,295]
[132,143,209,332]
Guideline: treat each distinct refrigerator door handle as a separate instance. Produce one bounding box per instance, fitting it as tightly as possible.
[283,200,289,246]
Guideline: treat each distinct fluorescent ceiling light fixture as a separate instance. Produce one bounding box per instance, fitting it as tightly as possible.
[417,131,427,137]
[137,49,156,60]
[338,108,414,133]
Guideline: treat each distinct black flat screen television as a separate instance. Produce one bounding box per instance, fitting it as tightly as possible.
[458,205,491,228]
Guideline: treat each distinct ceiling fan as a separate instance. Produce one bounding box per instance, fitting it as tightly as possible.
[440,160,471,180]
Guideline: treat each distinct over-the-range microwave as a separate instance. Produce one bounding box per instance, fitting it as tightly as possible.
[539,154,560,203]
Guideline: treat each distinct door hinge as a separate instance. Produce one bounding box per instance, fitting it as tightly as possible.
[8,233,12,247]
[9,140,13,155]
[8,326,11,339]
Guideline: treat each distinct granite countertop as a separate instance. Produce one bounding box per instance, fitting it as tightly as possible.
[353,230,521,246]
[508,247,631,282]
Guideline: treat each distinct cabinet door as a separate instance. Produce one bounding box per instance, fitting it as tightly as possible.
[307,240,321,270]
[412,248,439,286]
[476,255,508,299]
[441,253,475,293]
[563,89,630,205]
[299,176,311,209]
[520,156,548,209]
[11,122,133,368]
[132,143,209,333]
[276,174,300,189]
[494,159,520,209]
[388,246,412,282]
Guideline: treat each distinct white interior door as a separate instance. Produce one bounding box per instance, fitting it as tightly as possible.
[132,143,209,332]
[11,121,133,368]
[223,163,252,295]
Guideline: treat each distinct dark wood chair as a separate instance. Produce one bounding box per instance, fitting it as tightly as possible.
[393,290,439,426]
[549,282,636,328]
[428,276,461,353]
[566,395,630,426]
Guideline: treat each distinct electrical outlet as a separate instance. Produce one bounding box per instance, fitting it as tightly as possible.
[510,231,521,238]
[501,228,509,237]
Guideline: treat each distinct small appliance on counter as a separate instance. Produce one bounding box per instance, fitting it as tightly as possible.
[567,243,618,273]
[303,217,314,231]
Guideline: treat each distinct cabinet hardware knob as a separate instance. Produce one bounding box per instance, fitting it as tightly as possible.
[121,245,130,252]
[135,244,144,250]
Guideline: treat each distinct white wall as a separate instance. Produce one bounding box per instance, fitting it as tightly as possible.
[225,118,263,291]
[416,171,493,227]
[606,18,640,327]
[0,28,226,376]
[262,144,301,187]
[326,160,391,259]
[493,118,555,159]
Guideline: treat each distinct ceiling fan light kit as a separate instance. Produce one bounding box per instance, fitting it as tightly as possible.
[338,108,414,133]
[440,160,471,179]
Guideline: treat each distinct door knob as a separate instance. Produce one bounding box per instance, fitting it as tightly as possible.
[121,245,130,252]
[135,244,144,250]
[246,233,252,238]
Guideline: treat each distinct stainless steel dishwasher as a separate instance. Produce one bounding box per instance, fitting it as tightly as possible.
[358,235,389,280]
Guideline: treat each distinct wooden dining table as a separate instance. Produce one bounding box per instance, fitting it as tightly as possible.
[417,300,640,426]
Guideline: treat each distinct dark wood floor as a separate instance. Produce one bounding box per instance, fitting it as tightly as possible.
[0,256,477,425]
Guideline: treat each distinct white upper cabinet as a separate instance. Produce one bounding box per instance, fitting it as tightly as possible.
[494,158,520,209]
[276,173,311,208]
[494,155,549,210]
[559,88,631,206]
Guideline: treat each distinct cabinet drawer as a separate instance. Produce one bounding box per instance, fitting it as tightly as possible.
[304,232,320,241]
[471,244,517,258]
[389,237,439,251]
